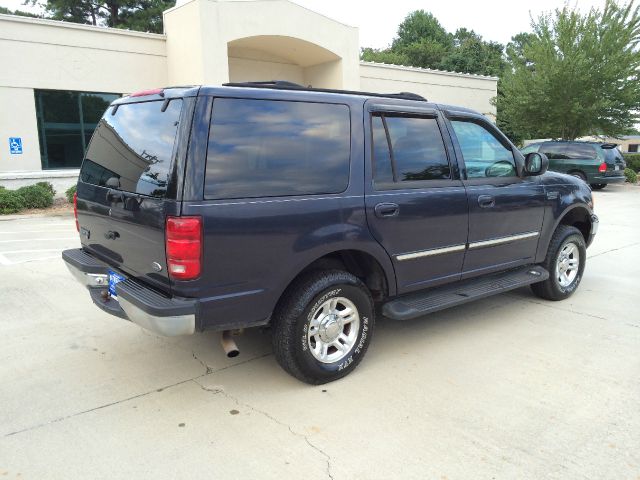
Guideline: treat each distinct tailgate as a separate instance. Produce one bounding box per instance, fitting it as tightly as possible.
[76,97,185,294]
[602,145,626,175]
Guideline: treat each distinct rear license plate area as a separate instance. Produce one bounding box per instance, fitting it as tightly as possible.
[108,270,126,298]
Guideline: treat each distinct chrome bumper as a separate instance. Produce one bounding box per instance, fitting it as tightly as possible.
[62,249,196,337]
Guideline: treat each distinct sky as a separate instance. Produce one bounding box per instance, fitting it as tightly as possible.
[1,0,609,47]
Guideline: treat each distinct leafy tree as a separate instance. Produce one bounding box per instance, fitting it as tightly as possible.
[439,28,505,77]
[361,47,410,66]
[0,5,42,18]
[23,0,175,33]
[360,10,504,77]
[497,1,640,141]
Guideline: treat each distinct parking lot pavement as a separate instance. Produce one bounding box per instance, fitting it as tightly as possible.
[0,215,79,266]
[1,184,639,480]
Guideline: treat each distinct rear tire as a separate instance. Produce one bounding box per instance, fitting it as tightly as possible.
[272,270,375,384]
[590,183,606,190]
[570,171,587,182]
[531,225,586,301]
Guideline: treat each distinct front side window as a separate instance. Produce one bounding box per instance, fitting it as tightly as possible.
[372,114,450,186]
[35,90,121,170]
[80,99,183,197]
[205,98,350,199]
[450,120,516,178]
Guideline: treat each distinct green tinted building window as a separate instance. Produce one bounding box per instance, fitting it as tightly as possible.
[35,90,121,170]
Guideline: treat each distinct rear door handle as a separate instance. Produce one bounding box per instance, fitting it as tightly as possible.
[374,202,400,218]
[478,195,495,208]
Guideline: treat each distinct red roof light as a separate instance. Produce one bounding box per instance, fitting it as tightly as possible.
[129,88,164,98]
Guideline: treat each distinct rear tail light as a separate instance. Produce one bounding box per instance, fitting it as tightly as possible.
[73,191,79,232]
[598,162,607,173]
[166,216,202,280]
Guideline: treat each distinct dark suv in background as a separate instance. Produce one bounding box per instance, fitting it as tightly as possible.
[521,141,626,189]
[63,82,598,384]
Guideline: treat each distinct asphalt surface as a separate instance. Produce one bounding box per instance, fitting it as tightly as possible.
[1,185,639,479]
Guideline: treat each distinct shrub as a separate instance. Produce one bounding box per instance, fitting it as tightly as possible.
[65,185,77,203]
[623,154,640,173]
[0,189,27,214]
[15,184,54,209]
[35,181,56,197]
[624,167,637,184]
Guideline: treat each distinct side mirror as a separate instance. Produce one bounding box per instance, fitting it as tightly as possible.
[524,152,549,176]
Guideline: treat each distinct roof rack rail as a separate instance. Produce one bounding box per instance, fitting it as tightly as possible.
[222,80,428,102]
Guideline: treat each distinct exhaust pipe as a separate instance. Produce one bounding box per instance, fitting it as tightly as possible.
[221,330,239,358]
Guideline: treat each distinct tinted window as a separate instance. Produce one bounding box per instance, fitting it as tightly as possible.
[450,120,516,178]
[541,143,597,160]
[372,116,394,183]
[80,99,182,197]
[540,143,570,160]
[204,99,350,199]
[372,114,450,185]
[602,146,624,163]
[520,144,539,155]
[570,144,597,159]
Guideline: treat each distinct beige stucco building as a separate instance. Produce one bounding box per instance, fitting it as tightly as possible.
[0,0,498,194]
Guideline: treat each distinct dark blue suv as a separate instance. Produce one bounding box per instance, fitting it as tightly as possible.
[63,82,598,384]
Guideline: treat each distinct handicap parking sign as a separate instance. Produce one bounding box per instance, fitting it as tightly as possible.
[9,137,23,155]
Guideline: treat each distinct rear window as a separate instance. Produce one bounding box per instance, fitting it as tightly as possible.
[204,98,350,199]
[80,99,183,197]
[602,146,624,163]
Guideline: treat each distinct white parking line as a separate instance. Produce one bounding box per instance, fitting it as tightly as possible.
[0,237,77,243]
[0,248,73,254]
[4,255,63,266]
[0,230,75,234]
[0,221,74,227]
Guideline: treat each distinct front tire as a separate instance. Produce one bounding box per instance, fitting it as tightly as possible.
[590,183,606,190]
[531,225,586,301]
[272,270,374,384]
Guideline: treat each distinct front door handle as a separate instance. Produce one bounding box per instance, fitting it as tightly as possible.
[374,202,400,218]
[478,195,495,208]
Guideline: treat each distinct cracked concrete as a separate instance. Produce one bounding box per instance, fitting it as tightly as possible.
[193,378,335,480]
[1,184,639,479]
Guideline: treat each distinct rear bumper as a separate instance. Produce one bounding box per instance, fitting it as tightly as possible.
[62,248,196,336]
[590,175,625,184]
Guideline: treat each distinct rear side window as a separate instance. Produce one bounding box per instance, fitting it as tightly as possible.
[541,143,596,160]
[80,99,183,197]
[372,114,450,186]
[204,98,350,199]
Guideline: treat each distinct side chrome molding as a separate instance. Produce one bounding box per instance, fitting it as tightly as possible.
[468,231,539,250]
[396,244,466,261]
[395,231,540,261]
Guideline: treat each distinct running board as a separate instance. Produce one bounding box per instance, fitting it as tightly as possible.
[382,265,549,321]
